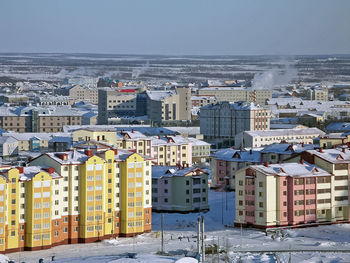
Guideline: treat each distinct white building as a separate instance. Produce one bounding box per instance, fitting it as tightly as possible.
[235,128,325,148]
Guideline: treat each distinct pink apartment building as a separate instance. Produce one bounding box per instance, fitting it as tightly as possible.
[234,161,349,228]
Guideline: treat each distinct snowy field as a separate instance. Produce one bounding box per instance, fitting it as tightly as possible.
[4,190,350,262]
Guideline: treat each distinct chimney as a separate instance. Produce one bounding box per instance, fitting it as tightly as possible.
[131,129,134,133]
[301,142,304,147]
[84,149,93,157]
[300,159,304,164]
[56,153,68,160]
[319,148,323,153]
[264,162,269,167]
[342,148,346,153]
[249,149,252,155]
[186,163,189,168]
[18,167,24,174]
[113,149,118,155]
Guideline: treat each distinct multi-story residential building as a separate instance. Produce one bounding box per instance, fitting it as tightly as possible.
[234,161,350,228]
[55,85,99,104]
[146,87,191,124]
[308,87,328,101]
[211,148,261,190]
[200,101,270,140]
[0,148,151,253]
[198,87,271,106]
[98,89,138,124]
[151,166,209,212]
[185,137,211,164]
[235,128,325,148]
[151,135,192,166]
[0,106,82,133]
[117,130,152,157]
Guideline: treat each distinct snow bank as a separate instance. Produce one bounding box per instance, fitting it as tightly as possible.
[0,255,8,263]
[175,257,198,263]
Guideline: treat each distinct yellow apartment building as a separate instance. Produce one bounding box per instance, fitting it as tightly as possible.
[0,148,152,253]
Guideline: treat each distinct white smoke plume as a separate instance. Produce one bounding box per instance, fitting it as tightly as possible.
[251,60,298,90]
[132,60,150,79]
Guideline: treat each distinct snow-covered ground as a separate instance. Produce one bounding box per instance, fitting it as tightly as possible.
[5,190,350,263]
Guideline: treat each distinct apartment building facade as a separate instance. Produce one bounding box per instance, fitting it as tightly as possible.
[198,87,271,106]
[98,89,138,124]
[146,88,191,124]
[0,149,152,253]
[0,106,82,133]
[210,148,261,190]
[235,128,325,148]
[234,162,348,229]
[55,85,99,104]
[200,101,270,140]
[151,135,192,166]
[151,166,209,212]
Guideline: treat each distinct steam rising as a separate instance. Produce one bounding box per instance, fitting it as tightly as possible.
[251,60,298,90]
[132,61,150,79]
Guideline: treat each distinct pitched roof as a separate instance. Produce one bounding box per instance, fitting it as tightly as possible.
[250,162,330,178]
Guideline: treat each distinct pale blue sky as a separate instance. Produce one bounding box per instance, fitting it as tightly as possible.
[1,0,349,55]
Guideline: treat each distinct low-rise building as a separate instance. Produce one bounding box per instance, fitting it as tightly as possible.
[235,128,325,148]
[3,132,71,152]
[72,127,118,145]
[319,133,350,149]
[261,143,315,164]
[0,136,18,157]
[151,166,209,212]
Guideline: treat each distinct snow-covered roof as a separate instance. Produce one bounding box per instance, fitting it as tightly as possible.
[0,136,17,144]
[250,162,330,178]
[202,101,265,111]
[152,165,207,179]
[326,122,350,132]
[44,150,89,165]
[20,166,61,180]
[261,143,315,154]
[307,148,350,164]
[245,128,325,137]
[212,148,261,162]
[146,90,176,101]
[4,132,70,141]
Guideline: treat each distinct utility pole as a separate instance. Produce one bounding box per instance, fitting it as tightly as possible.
[221,191,224,225]
[197,217,201,256]
[201,216,205,262]
[161,213,164,254]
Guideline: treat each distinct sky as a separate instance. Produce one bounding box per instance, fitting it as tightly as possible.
[0,0,349,55]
